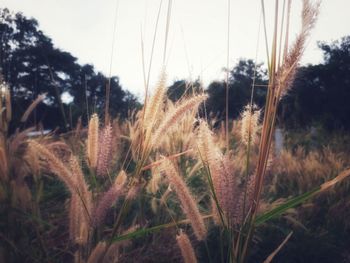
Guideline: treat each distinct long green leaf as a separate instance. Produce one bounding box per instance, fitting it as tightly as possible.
[111,215,211,243]
[256,168,350,226]
[111,223,173,243]
[255,187,319,226]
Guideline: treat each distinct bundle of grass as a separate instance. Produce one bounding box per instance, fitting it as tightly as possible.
[0,77,53,262]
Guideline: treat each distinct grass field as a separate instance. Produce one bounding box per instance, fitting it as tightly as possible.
[1,0,350,262]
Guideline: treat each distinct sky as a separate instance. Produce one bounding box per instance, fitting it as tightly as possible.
[1,0,350,98]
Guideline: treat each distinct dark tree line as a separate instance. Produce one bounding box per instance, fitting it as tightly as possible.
[206,59,268,119]
[167,59,268,120]
[170,38,350,131]
[1,8,350,131]
[281,36,350,130]
[0,8,139,131]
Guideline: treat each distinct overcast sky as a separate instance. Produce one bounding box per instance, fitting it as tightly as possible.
[2,0,350,97]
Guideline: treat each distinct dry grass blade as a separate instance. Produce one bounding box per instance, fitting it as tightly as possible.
[320,168,350,192]
[20,93,47,123]
[263,231,293,263]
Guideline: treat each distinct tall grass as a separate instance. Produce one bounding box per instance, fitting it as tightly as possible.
[2,0,350,262]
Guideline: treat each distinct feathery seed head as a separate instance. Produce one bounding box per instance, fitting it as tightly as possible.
[240,104,261,146]
[277,0,320,98]
[150,94,207,150]
[87,113,99,169]
[143,70,167,132]
[160,157,207,240]
[176,230,198,263]
[96,124,113,177]
[29,140,76,193]
[92,170,127,227]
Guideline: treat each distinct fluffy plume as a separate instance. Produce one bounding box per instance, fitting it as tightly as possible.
[277,0,321,98]
[240,104,260,146]
[65,155,92,244]
[70,156,92,218]
[151,94,207,150]
[28,141,92,243]
[20,93,46,123]
[176,230,198,263]
[143,69,167,132]
[87,114,99,169]
[160,157,207,240]
[93,170,127,227]
[196,121,220,167]
[220,154,239,224]
[212,153,239,226]
[69,156,92,244]
[196,123,223,196]
[29,140,76,192]
[196,122,239,225]
[234,172,256,225]
[97,124,113,177]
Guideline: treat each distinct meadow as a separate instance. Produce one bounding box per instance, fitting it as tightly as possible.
[1,0,350,262]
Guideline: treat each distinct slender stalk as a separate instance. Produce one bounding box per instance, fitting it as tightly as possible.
[240,1,280,260]
[225,0,231,150]
[106,0,120,125]
[163,0,172,65]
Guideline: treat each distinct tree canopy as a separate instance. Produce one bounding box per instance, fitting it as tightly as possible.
[0,8,139,131]
[205,59,268,120]
[282,36,350,130]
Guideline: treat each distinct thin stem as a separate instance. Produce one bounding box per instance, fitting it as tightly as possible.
[106,0,120,125]
[225,0,231,151]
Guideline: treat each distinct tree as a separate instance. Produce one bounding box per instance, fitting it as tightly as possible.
[0,8,139,130]
[167,79,202,102]
[282,36,350,130]
[206,59,268,119]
